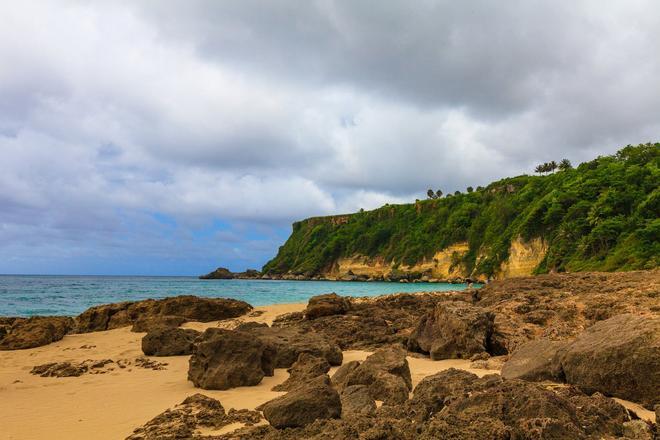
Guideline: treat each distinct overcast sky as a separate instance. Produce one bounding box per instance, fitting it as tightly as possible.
[1,1,658,275]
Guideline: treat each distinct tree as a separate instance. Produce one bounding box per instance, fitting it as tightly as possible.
[454,190,461,196]
[427,189,436,199]
[435,189,443,198]
[559,158,572,171]
[549,160,558,173]
[467,186,474,193]
[535,164,545,174]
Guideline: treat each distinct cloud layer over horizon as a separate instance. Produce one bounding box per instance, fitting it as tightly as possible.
[1,1,659,274]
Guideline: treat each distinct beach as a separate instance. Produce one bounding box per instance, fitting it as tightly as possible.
[0,302,506,440]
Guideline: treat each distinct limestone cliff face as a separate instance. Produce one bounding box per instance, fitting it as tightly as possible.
[323,238,547,281]
[497,237,548,280]
[329,243,470,280]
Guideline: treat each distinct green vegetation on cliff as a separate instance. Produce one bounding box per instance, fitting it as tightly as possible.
[263,144,659,278]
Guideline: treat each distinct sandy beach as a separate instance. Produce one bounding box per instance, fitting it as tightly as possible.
[1,298,656,440]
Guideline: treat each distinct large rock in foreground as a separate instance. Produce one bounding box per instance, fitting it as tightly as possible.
[142,328,200,357]
[272,353,330,392]
[501,338,566,381]
[74,295,252,333]
[556,313,660,409]
[407,301,496,360]
[261,375,341,428]
[188,329,274,390]
[0,316,73,350]
[336,346,412,405]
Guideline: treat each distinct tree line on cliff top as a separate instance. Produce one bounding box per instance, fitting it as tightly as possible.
[263,143,659,278]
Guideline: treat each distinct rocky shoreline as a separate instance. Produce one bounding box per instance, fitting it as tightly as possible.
[1,270,658,439]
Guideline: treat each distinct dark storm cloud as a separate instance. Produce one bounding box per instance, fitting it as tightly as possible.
[0,0,659,273]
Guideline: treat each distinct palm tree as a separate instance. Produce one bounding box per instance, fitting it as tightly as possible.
[435,189,443,198]
[549,160,558,172]
[559,158,572,171]
[427,189,436,199]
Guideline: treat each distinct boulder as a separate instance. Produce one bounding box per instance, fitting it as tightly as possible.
[261,375,341,428]
[556,313,660,409]
[127,393,262,440]
[272,353,330,392]
[410,368,479,419]
[131,315,186,333]
[340,385,376,417]
[187,329,275,390]
[244,326,342,367]
[501,338,566,381]
[74,296,252,333]
[407,301,495,360]
[622,420,654,439]
[340,346,412,405]
[142,328,200,356]
[330,360,361,389]
[305,293,351,320]
[0,316,73,350]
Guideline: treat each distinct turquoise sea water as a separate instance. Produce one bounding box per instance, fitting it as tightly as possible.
[0,275,476,317]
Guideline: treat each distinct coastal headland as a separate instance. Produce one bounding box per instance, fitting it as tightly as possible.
[1,269,658,439]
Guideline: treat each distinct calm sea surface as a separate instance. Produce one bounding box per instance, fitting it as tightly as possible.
[0,275,477,317]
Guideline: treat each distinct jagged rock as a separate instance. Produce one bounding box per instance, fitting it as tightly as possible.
[242,325,342,367]
[408,301,495,360]
[131,315,186,333]
[261,375,341,428]
[272,353,330,392]
[622,420,654,439]
[304,293,351,320]
[126,393,261,440]
[340,346,412,405]
[199,267,235,279]
[501,338,566,381]
[556,313,660,409]
[188,328,275,390]
[141,328,200,356]
[31,359,113,377]
[74,295,252,333]
[410,368,480,419]
[0,316,73,350]
[330,360,361,389]
[340,385,376,417]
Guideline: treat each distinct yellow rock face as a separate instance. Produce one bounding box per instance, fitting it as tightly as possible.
[497,237,548,279]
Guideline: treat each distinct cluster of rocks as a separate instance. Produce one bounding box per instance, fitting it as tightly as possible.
[0,295,252,350]
[127,394,262,440]
[31,356,168,377]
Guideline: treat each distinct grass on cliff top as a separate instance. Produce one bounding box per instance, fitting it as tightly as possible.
[263,143,660,278]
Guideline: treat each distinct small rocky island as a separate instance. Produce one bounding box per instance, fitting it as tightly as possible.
[1,270,658,439]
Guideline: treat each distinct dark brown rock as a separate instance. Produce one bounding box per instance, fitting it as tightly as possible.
[141,328,200,356]
[501,338,566,381]
[556,313,660,409]
[305,293,351,320]
[74,295,252,333]
[261,375,341,428]
[340,385,376,417]
[410,368,479,419]
[126,393,262,440]
[31,359,114,377]
[0,316,73,350]
[188,328,275,390]
[130,315,186,333]
[272,353,330,392]
[244,325,342,368]
[340,346,412,405]
[330,360,360,389]
[408,301,495,360]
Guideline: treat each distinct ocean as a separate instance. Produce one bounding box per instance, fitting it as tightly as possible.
[0,275,477,317]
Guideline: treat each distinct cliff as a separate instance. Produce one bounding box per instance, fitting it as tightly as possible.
[263,143,659,281]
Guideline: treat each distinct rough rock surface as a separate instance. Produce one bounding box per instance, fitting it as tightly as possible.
[501,338,566,381]
[407,301,496,359]
[338,346,412,405]
[272,353,330,392]
[188,329,275,390]
[0,316,73,350]
[556,313,660,409]
[304,293,351,320]
[339,385,376,417]
[241,325,342,368]
[410,368,481,419]
[31,359,114,377]
[126,393,261,440]
[130,315,186,333]
[261,375,341,429]
[74,295,252,333]
[141,328,200,357]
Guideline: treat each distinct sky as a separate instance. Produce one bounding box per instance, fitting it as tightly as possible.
[1,1,659,275]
